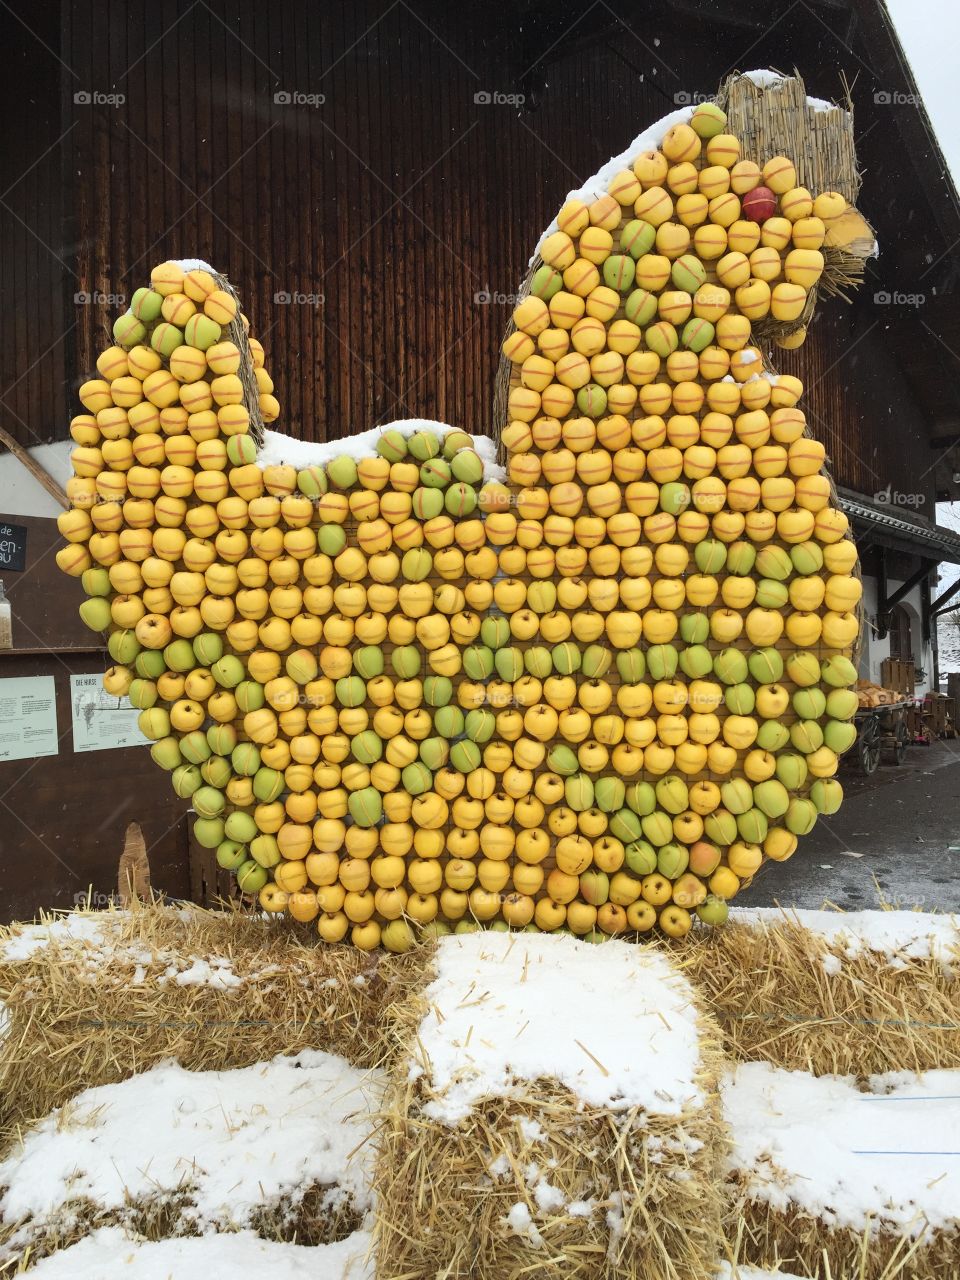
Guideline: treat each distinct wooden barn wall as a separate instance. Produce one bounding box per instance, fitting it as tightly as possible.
[0,0,953,497]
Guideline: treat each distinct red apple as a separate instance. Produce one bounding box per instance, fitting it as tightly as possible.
[742,185,777,223]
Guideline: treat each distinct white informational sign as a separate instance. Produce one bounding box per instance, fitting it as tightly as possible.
[70,673,148,754]
[0,675,59,763]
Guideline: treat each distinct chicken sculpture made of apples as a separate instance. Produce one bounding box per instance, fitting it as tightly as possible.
[57,72,872,950]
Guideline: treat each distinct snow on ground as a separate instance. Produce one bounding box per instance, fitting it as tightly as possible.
[729,906,959,967]
[0,1051,383,1246]
[257,419,505,483]
[21,1226,372,1280]
[724,1063,960,1234]
[716,1267,808,1280]
[413,931,705,1125]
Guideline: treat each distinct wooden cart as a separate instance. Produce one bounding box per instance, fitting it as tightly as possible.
[849,701,912,774]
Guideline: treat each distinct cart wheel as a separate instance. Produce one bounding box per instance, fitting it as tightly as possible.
[889,718,909,765]
[859,717,881,774]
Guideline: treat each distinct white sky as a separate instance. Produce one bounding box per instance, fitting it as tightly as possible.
[886,0,960,185]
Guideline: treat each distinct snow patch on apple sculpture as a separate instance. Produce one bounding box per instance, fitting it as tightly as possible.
[58,70,870,947]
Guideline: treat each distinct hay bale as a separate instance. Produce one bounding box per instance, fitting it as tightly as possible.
[0,904,429,1140]
[375,932,729,1280]
[682,908,960,1077]
[724,1062,960,1280]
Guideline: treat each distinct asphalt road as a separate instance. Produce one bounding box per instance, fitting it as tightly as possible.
[750,738,960,911]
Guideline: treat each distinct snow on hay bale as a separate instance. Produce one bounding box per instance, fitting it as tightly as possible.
[0,1050,382,1268]
[0,903,428,1137]
[683,907,960,1077]
[375,931,728,1280]
[724,1062,960,1280]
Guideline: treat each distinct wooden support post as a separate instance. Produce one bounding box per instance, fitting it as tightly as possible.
[0,425,69,510]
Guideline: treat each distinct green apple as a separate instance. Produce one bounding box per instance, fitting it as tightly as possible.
[616,648,646,682]
[109,629,141,664]
[172,764,202,798]
[757,721,790,751]
[253,767,284,802]
[660,481,691,515]
[150,737,182,771]
[193,785,225,818]
[595,777,625,812]
[752,779,790,819]
[236,860,268,894]
[639,810,673,847]
[825,688,858,720]
[679,612,710,644]
[286,651,318,684]
[128,678,158,710]
[790,720,824,753]
[679,645,713,678]
[463,644,493,680]
[250,834,281,868]
[296,464,327,497]
[465,708,496,742]
[755,545,793,580]
[235,680,265,713]
[192,632,223,666]
[164,639,196,673]
[725,541,756,576]
[336,675,366,707]
[317,525,346,555]
[408,428,440,461]
[224,810,258,843]
[579,870,610,905]
[551,641,581,675]
[786,651,821,687]
[392,646,422,679]
[714,649,748,685]
[450,740,481,772]
[790,541,824,575]
[138,707,170,740]
[349,786,383,827]
[495,647,524,681]
[82,568,111,597]
[326,454,358,489]
[624,839,657,876]
[193,817,225,850]
[442,429,474,460]
[725,683,755,715]
[201,756,232,789]
[216,839,248,871]
[402,761,433,794]
[228,435,258,466]
[423,676,452,707]
[581,644,612,678]
[793,686,827,721]
[626,781,657,815]
[565,774,594,811]
[621,219,657,258]
[755,579,788,609]
[737,808,769,843]
[524,646,553,679]
[451,450,484,484]
[810,778,844,814]
[786,797,818,835]
[419,458,451,490]
[697,897,730,926]
[352,730,383,764]
[821,655,858,688]
[376,428,408,462]
[775,753,808,789]
[353,646,384,679]
[647,644,679,680]
[824,720,857,754]
[135,649,166,679]
[721,778,753,815]
[547,743,578,776]
[402,547,433,580]
[704,809,738,845]
[212,655,245,688]
[180,730,212,764]
[655,775,689,814]
[231,743,260,777]
[695,540,727,574]
[657,842,689,878]
[79,598,111,632]
[419,737,449,770]
[749,647,784,683]
[481,616,511,648]
[612,808,645,843]
[434,705,464,739]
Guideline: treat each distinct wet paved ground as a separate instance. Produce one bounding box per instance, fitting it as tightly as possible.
[751,737,960,911]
